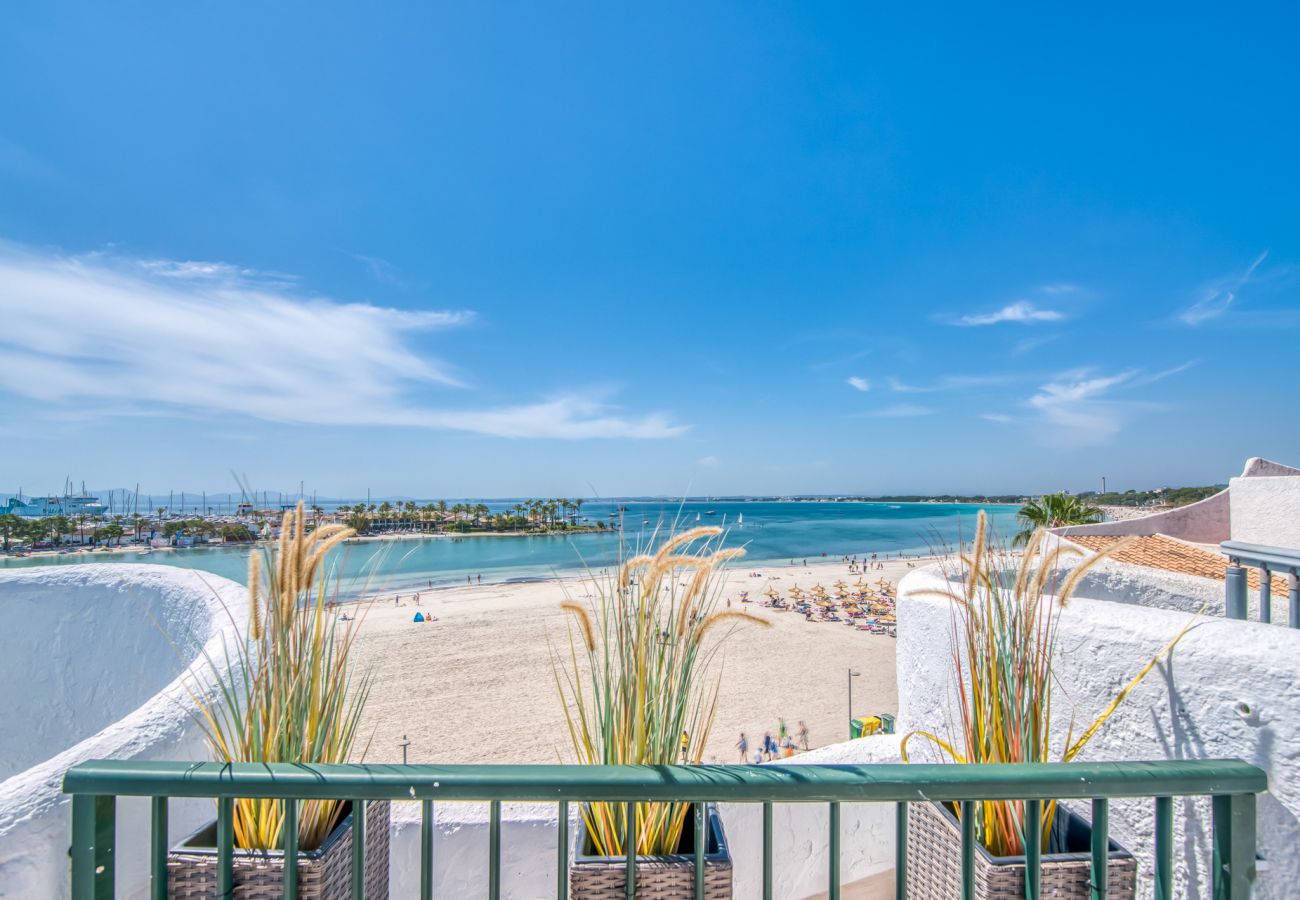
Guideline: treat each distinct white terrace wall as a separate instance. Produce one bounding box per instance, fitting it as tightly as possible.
[894,564,1300,900]
[1229,475,1300,548]
[0,565,247,900]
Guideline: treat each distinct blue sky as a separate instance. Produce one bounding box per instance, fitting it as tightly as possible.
[2,2,1297,498]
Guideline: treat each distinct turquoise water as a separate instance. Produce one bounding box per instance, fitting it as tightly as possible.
[0,501,1020,595]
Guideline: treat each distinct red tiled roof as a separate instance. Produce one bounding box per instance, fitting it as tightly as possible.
[1066,533,1291,595]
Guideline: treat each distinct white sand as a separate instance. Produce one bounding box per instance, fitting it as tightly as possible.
[349,557,931,766]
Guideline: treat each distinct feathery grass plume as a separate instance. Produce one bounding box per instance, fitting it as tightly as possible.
[696,609,772,638]
[247,553,263,641]
[190,501,372,852]
[552,525,764,857]
[561,600,597,652]
[902,511,1197,857]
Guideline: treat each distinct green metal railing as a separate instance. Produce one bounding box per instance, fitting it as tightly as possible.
[63,758,1265,900]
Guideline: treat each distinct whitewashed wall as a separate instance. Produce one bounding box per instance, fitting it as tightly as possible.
[894,564,1300,900]
[1230,475,1300,548]
[0,565,247,900]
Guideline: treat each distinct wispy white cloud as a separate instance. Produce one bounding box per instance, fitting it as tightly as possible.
[1012,333,1060,355]
[347,251,409,289]
[1179,251,1269,325]
[0,242,685,440]
[957,301,1065,326]
[867,404,936,418]
[1131,359,1198,386]
[846,376,871,392]
[981,413,1015,424]
[1039,283,1080,295]
[696,455,720,467]
[887,374,1014,393]
[1025,370,1140,446]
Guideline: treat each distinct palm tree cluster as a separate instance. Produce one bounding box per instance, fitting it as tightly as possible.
[341,498,594,535]
[1013,493,1103,546]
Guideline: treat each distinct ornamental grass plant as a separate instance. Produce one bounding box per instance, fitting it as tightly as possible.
[191,501,373,851]
[903,511,1196,856]
[553,525,768,857]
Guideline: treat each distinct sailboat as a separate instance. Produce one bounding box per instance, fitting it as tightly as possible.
[738,512,744,527]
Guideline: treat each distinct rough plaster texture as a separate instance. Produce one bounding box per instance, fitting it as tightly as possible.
[894,564,1300,899]
[0,565,247,900]
[1230,476,1300,548]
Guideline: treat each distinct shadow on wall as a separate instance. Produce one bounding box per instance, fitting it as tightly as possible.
[0,564,249,900]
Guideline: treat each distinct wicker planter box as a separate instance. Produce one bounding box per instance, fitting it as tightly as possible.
[167,800,390,899]
[906,801,1136,899]
[570,804,732,899]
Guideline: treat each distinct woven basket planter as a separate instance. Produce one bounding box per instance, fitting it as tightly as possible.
[167,800,390,899]
[905,801,1135,899]
[570,804,732,899]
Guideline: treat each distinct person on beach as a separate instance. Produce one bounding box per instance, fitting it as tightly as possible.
[797,721,810,751]
[736,733,749,763]
[680,730,689,763]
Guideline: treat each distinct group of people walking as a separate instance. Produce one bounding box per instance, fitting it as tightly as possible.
[736,720,810,763]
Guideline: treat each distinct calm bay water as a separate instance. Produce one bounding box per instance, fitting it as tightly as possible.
[0,501,1020,595]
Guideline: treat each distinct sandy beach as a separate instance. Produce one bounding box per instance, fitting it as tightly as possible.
[348,556,932,766]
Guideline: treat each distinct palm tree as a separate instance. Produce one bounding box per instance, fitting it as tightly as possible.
[1014,493,1103,546]
[571,498,584,526]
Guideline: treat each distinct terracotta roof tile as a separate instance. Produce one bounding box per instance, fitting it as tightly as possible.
[1066,533,1291,596]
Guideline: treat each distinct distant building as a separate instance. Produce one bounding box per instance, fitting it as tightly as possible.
[2,495,105,519]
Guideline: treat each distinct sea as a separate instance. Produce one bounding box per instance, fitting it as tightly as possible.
[0,500,1021,596]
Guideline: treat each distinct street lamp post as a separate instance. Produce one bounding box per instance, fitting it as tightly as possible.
[847,668,861,739]
[400,734,410,765]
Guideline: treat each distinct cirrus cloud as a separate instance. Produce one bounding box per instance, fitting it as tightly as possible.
[0,241,685,440]
[957,301,1065,326]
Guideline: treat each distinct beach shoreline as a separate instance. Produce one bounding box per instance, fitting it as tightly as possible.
[348,555,930,765]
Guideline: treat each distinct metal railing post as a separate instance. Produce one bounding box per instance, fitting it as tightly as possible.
[1213,792,1257,898]
[1224,565,1248,620]
[1290,573,1299,629]
[70,793,116,900]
